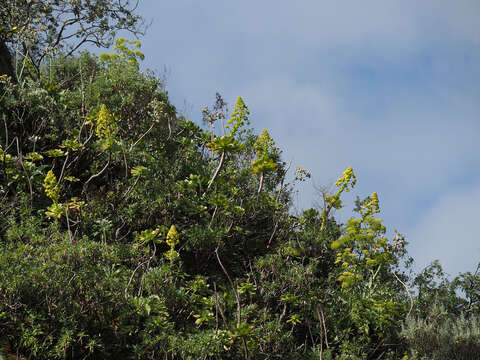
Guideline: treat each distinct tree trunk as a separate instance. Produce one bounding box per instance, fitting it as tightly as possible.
[0,41,15,81]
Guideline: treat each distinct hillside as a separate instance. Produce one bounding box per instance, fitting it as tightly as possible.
[1,2,479,359]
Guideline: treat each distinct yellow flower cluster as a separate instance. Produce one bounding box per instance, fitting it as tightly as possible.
[99,38,145,69]
[206,97,251,156]
[165,225,180,262]
[43,170,60,203]
[226,96,250,137]
[96,104,118,139]
[335,166,356,191]
[254,129,275,156]
[251,129,277,175]
[321,167,357,230]
[360,192,380,217]
[43,170,65,219]
[166,225,179,248]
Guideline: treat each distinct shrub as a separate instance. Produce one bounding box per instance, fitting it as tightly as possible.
[402,304,480,359]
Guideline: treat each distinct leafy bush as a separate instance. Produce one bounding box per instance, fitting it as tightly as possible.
[2,4,478,359]
[402,304,480,359]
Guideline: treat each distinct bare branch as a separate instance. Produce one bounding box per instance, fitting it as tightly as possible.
[83,157,110,192]
[394,272,414,319]
[206,151,225,193]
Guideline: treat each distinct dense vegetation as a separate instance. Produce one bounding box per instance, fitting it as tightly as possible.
[1,1,479,359]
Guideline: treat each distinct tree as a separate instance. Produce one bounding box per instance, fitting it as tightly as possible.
[402,262,480,359]
[0,41,14,78]
[0,0,145,77]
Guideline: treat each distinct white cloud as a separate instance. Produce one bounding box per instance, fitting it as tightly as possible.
[141,1,480,76]
[202,0,480,54]
[239,73,480,195]
[408,179,480,276]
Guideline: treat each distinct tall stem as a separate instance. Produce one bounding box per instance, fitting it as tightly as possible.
[257,172,264,196]
[206,151,225,192]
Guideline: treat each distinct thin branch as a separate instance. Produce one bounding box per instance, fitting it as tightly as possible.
[58,152,69,184]
[121,176,140,202]
[129,122,155,151]
[276,160,292,203]
[83,157,110,192]
[15,137,33,205]
[215,245,241,326]
[319,305,329,349]
[3,116,8,148]
[214,243,250,360]
[65,206,73,243]
[64,36,91,58]
[209,206,218,229]
[257,172,264,196]
[51,17,80,50]
[77,61,87,142]
[167,115,172,140]
[125,261,146,301]
[393,272,414,318]
[206,150,225,193]
[81,127,95,147]
[3,137,16,154]
[124,242,156,300]
[123,149,128,178]
[266,222,279,249]
[214,282,220,333]
[279,303,287,323]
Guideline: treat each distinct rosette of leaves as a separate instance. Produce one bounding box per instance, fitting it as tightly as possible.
[134,225,167,251]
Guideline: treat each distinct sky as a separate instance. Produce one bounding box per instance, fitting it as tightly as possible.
[129,1,480,277]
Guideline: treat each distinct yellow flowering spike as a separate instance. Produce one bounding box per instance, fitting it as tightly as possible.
[321,167,357,230]
[43,170,60,202]
[96,104,118,139]
[100,38,145,68]
[165,225,180,262]
[335,166,356,190]
[370,192,379,210]
[254,129,274,155]
[166,225,179,248]
[226,96,250,137]
[360,192,381,216]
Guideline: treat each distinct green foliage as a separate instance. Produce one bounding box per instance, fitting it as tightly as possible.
[100,38,145,69]
[396,259,480,359]
[0,44,295,358]
[402,304,480,359]
[0,0,144,75]
[0,7,477,358]
[206,96,250,153]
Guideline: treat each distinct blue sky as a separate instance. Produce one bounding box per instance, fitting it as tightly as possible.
[129,1,480,277]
